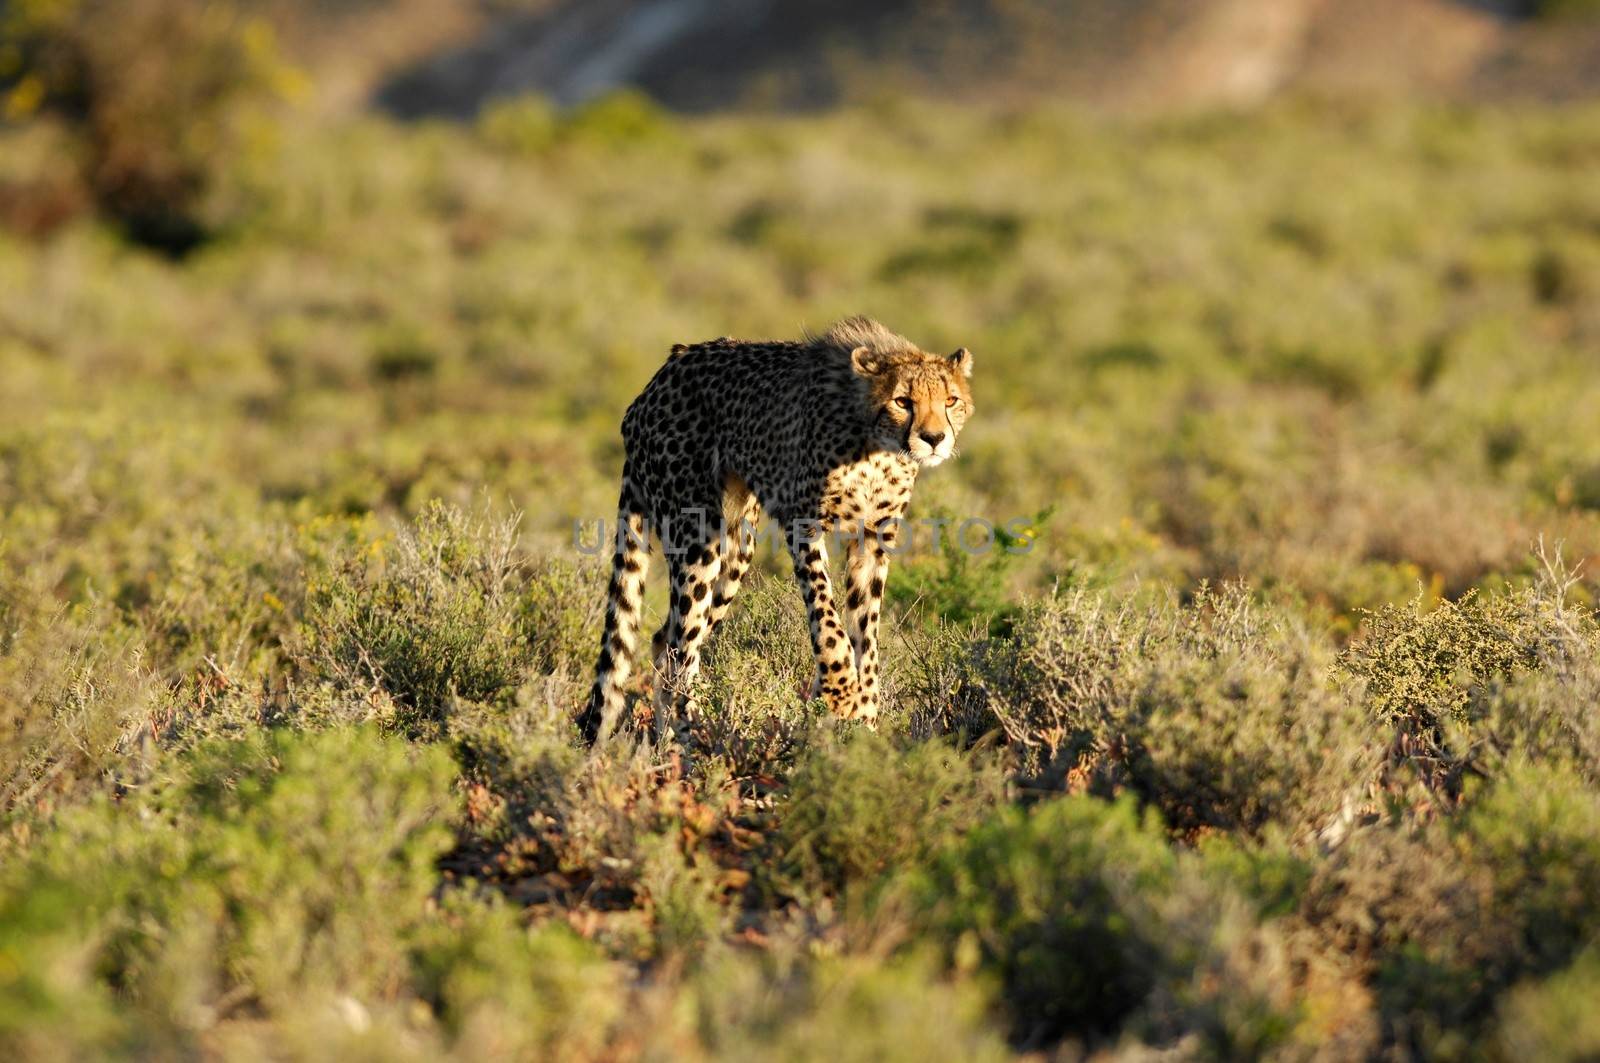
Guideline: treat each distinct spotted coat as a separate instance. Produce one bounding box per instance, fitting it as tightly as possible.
[579,317,974,743]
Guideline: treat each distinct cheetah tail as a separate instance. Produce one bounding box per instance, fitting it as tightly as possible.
[579,500,650,745]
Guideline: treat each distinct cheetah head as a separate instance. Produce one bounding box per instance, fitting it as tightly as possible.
[851,343,974,467]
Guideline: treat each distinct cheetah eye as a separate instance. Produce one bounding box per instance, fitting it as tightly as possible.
[894,396,914,411]
[945,395,958,408]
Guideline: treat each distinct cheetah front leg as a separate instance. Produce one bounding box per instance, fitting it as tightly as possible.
[785,521,870,723]
[842,533,889,725]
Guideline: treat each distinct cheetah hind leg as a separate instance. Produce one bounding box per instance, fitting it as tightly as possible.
[651,491,756,681]
[652,523,724,740]
[702,489,760,644]
[581,492,651,745]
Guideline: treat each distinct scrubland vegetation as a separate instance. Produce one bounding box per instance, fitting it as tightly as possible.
[3,70,1600,1058]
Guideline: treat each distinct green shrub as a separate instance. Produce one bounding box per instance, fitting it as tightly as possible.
[447,699,583,844]
[979,585,1378,837]
[1479,664,1600,781]
[1299,822,1503,1056]
[0,871,133,1057]
[878,205,1024,282]
[1497,948,1600,1062]
[298,504,539,733]
[1339,583,1595,800]
[1342,591,1553,726]
[447,708,747,960]
[1459,762,1600,977]
[915,797,1175,1042]
[173,731,454,1003]
[683,949,1011,1062]
[1,0,295,252]
[476,95,559,156]
[410,894,625,1060]
[0,728,458,1053]
[1194,832,1314,919]
[0,574,164,825]
[889,616,1001,741]
[913,796,1303,1052]
[520,555,607,677]
[559,90,678,150]
[885,505,1040,633]
[778,728,1005,899]
[1301,763,1600,1055]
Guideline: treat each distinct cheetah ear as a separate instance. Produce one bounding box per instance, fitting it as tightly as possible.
[850,345,884,377]
[949,347,973,378]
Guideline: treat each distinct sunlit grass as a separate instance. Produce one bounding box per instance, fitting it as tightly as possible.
[2,94,1600,1057]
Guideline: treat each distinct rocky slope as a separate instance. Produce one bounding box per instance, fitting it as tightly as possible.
[365,0,1600,116]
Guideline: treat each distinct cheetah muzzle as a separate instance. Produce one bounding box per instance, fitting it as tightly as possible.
[579,316,974,744]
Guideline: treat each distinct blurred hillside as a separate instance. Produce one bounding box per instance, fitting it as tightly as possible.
[339,0,1600,116]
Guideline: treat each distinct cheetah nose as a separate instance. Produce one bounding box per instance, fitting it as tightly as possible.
[919,430,946,448]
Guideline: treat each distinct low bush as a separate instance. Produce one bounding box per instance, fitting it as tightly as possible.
[911,795,1306,1054]
[681,948,1011,1062]
[888,615,1000,741]
[1341,590,1555,728]
[0,572,164,825]
[0,727,459,1055]
[559,90,680,151]
[446,704,747,961]
[1299,820,1503,1056]
[915,796,1174,1043]
[1479,664,1600,781]
[410,895,625,1060]
[978,585,1378,838]
[1299,761,1600,1055]
[1459,763,1600,979]
[777,728,1006,899]
[1338,571,1599,801]
[1,0,295,252]
[885,505,1039,634]
[1497,948,1600,1062]
[476,96,559,157]
[297,503,541,734]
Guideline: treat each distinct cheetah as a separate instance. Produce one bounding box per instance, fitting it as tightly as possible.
[578,316,974,744]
